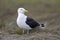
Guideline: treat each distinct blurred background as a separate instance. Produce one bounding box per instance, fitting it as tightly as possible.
[0,0,60,40]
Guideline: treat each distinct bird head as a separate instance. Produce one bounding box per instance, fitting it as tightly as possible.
[18,8,28,14]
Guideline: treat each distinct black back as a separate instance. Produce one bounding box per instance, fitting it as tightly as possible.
[26,17,40,28]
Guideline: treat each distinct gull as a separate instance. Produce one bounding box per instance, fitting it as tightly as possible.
[17,8,45,34]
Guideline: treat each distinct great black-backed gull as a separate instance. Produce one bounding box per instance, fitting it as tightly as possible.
[17,8,45,34]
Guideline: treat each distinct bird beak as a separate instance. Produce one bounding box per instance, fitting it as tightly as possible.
[25,10,28,13]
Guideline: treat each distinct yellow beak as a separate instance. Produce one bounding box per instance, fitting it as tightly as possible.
[25,10,28,13]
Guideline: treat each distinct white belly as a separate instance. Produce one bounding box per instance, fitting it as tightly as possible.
[17,16,32,30]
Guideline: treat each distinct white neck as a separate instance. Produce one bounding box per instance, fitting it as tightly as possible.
[18,13,24,16]
[17,12,27,18]
[18,10,25,14]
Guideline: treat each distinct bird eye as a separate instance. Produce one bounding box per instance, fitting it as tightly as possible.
[20,9,22,10]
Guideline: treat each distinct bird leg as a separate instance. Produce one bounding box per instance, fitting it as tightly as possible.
[26,30,30,34]
[22,29,25,34]
[22,29,30,34]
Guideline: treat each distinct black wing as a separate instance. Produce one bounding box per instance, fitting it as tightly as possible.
[26,17,40,28]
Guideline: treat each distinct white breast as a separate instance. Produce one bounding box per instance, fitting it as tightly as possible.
[17,14,32,30]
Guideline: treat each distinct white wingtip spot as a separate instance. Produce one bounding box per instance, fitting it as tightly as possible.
[39,22,47,29]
